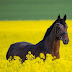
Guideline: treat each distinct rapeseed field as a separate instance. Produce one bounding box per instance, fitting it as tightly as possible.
[0,20,72,72]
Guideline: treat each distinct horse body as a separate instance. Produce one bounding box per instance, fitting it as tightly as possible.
[6,25,60,61]
[6,15,69,62]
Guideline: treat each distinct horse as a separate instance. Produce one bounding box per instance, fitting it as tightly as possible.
[6,15,69,62]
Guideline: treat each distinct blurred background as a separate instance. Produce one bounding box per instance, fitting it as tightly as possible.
[0,0,72,20]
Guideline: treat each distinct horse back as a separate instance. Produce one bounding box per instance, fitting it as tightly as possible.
[6,42,34,60]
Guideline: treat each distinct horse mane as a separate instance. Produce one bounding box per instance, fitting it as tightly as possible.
[43,21,56,40]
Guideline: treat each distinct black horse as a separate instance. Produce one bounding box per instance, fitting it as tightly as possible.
[6,15,69,62]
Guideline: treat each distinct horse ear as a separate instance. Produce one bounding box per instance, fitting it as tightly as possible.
[63,14,66,20]
[57,15,60,20]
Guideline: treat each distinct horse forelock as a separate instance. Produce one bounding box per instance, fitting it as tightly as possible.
[56,19,66,27]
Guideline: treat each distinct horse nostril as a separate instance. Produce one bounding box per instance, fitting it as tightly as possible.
[63,39,69,44]
[64,39,66,42]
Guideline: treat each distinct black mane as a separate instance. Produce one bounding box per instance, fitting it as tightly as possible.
[43,19,66,40]
[43,21,56,40]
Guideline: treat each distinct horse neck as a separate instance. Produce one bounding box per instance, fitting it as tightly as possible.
[44,24,60,55]
[35,40,44,48]
[35,24,60,57]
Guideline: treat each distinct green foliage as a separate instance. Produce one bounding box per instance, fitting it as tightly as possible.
[0,0,72,20]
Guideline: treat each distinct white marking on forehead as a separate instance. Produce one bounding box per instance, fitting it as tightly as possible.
[56,23,64,26]
[56,23,61,24]
[56,23,67,28]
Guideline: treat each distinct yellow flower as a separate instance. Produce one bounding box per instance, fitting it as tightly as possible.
[0,20,72,72]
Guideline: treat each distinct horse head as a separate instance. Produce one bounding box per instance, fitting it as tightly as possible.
[56,14,69,44]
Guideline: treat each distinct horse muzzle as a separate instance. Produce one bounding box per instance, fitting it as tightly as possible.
[59,32,69,45]
[63,39,69,44]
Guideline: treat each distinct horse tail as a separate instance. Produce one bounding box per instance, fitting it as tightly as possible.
[6,44,15,60]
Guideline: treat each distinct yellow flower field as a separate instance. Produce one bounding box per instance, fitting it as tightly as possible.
[0,20,72,72]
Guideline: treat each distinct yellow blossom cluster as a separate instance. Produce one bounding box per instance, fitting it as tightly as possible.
[0,20,72,72]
